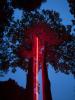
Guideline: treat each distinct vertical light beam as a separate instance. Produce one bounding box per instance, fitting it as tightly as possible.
[33,36,39,100]
[36,37,39,100]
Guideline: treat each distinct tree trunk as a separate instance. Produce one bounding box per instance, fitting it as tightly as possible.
[41,46,52,100]
[26,59,34,100]
[42,58,52,100]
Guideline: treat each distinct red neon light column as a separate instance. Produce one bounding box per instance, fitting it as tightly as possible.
[33,36,39,100]
[33,35,46,100]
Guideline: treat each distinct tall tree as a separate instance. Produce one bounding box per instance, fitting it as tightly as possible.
[0,1,75,100]
[0,9,75,100]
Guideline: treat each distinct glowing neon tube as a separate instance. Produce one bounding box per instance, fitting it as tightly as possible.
[33,36,39,100]
[36,37,39,100]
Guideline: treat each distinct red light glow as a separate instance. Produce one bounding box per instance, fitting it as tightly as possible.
[33,36,39,100]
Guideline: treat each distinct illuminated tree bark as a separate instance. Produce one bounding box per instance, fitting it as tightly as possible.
[17,22,71,100]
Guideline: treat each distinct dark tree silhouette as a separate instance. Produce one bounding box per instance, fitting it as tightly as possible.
[67,0,75,18]
[12,0,47,10]
[0,0,13,33]
[0,10,73,71]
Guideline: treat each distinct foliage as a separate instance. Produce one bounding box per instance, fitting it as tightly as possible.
[0,1,75,77]
[0,0,13,33]
[67,0,75,18]
[11,0,47,10]
[50,36,75,76]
